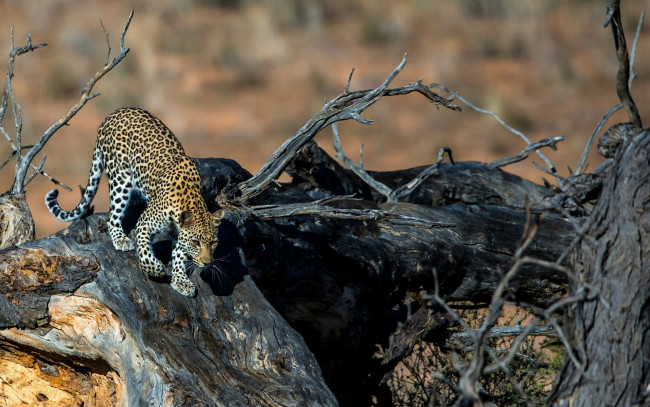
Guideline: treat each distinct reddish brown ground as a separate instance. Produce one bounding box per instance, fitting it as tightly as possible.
[1,1,649,238]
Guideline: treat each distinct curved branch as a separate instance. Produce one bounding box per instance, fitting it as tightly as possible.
[234,54,461,203]
[10,9,134,193]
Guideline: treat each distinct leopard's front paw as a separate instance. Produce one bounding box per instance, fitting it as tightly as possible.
[171,274,196,297]
[112,235,135,251]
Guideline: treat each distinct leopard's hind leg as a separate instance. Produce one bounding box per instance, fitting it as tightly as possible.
[106,167,136,251]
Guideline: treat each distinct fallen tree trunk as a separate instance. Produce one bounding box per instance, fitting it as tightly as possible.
[0,214,337,406]
[0,154,577,405]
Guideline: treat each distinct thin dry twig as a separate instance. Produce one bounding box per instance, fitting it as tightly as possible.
[234,54,460,203]
[574,9,644,176]
[2,8,134,194]
[446,87,561,185]
[605,0,642,128]
[331,122,393,198]
[0,30,47,152]
[390,147,453,202]
[488,136,564,168]
[574,103,623,175]
[332,121,454,203]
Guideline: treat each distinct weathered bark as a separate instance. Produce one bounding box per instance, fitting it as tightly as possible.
[240,154,573,404]
[0,192,35,250]
[549,129,650,406]
[0,152,577,406]
[0,159,337,407]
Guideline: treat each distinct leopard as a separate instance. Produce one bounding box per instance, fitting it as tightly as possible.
[46,107,224,297]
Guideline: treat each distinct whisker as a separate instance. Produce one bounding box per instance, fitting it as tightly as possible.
[212,253,232,263]
[184,261,197,275]
[207,263,230,286]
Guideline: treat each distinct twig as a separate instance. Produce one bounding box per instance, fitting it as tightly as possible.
[8,9,133,194]
[389,147,452,202]
[1,29,47,158]
[100,19,111,66]
[28,160,72,191]
[344,68,355,93]
[23,153,46,187]
[331,122,393,199]
[605,0,642,128]
[451,90,561,185]
[235,54,460,203]
[629,10,644,88]
[248,199,455,229]
[332,121,455,203]
[489,136,564,169]
[574,9,644,175]
[574,103,623,175]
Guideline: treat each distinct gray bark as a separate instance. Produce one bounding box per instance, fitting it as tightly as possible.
[549,130,650,407]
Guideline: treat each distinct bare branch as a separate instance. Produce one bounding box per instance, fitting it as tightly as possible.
[27,159,72,191]
[331,122,393,199]
[10,9,133,193]
[489,136,564,169]
[574,103,623,175]
[23,153,46,187]
[574,10,644,175]
[389,147,452,202]
[0,151,16,171]
[605,0,642,128]
[344,68,354,93]
[248,199,455,229]
[454,91,562,185]
[1,29,47,151]
[100,19,111,66]
[447,322,560,353]
[234,54,460,203]
[629,10,644,88]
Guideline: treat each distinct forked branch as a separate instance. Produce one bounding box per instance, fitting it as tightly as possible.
[233,54,461,203]
[2,9,134,194]
[605,0,642,129]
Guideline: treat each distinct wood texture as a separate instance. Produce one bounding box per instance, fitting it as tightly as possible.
[550,130,650,407]
[0,153,578,406]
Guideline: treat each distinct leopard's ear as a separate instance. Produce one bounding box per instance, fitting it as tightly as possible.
[212,209,225,228]
[179,210,195,228]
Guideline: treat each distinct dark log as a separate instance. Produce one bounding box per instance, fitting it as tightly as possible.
[205,153,576,404]
[549,129,650,406]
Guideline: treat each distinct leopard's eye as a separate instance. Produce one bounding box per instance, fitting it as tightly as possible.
[191,239,200,247]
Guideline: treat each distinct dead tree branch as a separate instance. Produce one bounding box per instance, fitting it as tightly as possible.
[0,30,47,158]
[489,136,564,169]
[332,121,455,203]
[447,322,560,353]
[3,9,133,194]
[450,89,561,184]
[232,54,461,203]
[605,0,642,129]
[574,8,644,175]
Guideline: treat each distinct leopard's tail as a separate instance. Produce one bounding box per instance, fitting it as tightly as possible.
[46,143,103,221]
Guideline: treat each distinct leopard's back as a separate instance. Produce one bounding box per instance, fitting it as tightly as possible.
[97,107,188,199]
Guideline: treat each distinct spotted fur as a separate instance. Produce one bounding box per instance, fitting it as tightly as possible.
[46,107,224,296]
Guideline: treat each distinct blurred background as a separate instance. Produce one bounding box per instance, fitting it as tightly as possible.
[1,0,649,238]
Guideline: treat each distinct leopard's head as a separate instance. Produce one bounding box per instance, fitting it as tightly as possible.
[178,209,225,267]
